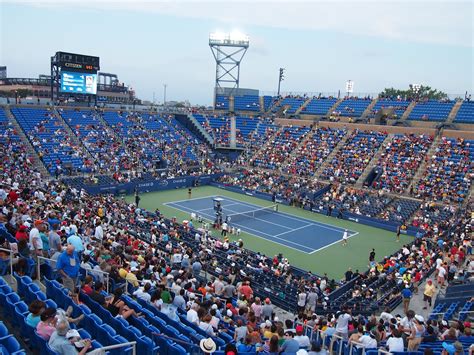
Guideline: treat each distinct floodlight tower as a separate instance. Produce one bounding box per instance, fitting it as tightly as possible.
[209,32,249,100]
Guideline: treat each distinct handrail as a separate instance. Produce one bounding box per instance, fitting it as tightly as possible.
[348,340,367,355]
[0,247,14,278]
[378,349,392,355]
[37,256,110,294]
[95,341,136,355]
[84,267,110,294]
[329,333,345,355]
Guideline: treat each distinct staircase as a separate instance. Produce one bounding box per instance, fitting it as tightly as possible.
[281,126,315,166]
[405,134,442,194]
[361,98,378,119]
[399,101,417,122]
[294,97,312,115]
[248,126,282,165]
[53,107,97,162]
[313,129,351,178]
[355,134,394,187]
[327,98,343,116]
[446,100,463,124]
[4,106,50,177]
[185,114,214,146]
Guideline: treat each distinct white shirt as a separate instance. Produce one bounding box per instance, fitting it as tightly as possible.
[386,337,404,352]
[187,308,199,324]
[222,222,228,231]
[438,266,447,278]
[357,335,377,349]
[94,225,104,240]
[336,313,352,334]
[133,288,151,302]
[343,231,348,240]
[298,292,307,307]
[29,227,42,251]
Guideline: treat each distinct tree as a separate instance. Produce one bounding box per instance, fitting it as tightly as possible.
[379,85,448,100]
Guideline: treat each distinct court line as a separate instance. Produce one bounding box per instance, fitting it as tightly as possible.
[309,232,360,254]
[223,206,294,231]
[165,202,315,253]
[166,196,361,254]
[216,195,358,235]
[272,224,314,238]
[164,195,219,205]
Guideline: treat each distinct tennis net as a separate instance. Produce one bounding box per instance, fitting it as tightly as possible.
[226,204,278,224]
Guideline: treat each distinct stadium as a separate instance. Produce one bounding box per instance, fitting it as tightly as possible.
[0,1,472,354]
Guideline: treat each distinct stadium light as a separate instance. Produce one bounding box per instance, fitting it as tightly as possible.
[209,32,249,47]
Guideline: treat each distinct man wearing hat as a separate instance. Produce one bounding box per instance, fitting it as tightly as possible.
[200,338,216,354]
[442,341,464,355]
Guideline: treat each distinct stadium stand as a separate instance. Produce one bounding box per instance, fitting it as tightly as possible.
[251,125,311,170]
[371,134,433,194]
[320,130,387,184]
[408,100,455,121]
[300,97,337,116]
[0,102,473,355]
[368,98,411,119]
[215,95,229,110]
[234,95,260,112]
[284,127,347,176]
[271,96,307,114]
[413,137,473,203]
[11,107,92,175]
[454,101,474,123]
[332,98,372,117]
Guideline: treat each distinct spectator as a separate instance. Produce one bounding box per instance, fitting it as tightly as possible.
[56,244,80,292]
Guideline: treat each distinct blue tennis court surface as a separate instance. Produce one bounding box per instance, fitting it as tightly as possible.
[164,195,358,254]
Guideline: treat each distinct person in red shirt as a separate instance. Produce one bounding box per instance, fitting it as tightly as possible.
[15,225,29,241]
[7,189,19,203]
[81,275,94,295]
[239,281,253,300]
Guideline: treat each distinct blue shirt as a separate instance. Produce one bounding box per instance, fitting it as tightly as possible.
[280,338,300,354]
[56,251,80,278]
[401,288,412,299]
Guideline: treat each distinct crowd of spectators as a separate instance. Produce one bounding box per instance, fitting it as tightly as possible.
[320,130,388,184]
[413,137,473,203]
[371,134,433,194]
[251,126,310,170]
[284,128,346,177]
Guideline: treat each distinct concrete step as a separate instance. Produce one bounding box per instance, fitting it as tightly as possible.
[187,114,214,146]
[249,126,283,166]
[446,100,463,124]
[406,134,442,195]
[53,107,97,163]
[313,129,351,179]
[327,98,344,116]
[4,105,50,177]
[294,97,313,115]
[399,101,417,121]
[355,133,394,187]
[361,98,379,119]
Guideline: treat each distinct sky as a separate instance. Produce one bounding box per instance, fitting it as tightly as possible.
[0,0,473,105]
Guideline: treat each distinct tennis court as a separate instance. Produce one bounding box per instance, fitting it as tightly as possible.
[164,195,358,254]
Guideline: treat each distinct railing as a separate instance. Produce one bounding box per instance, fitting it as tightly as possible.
[0,247,15,279]
[95,341,136,355]
[378,349,392,355]
[329,333,345,355]
[37,256,110,293]
[348,340,368,355]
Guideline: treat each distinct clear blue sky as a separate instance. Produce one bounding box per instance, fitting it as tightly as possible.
[1,1,472,105]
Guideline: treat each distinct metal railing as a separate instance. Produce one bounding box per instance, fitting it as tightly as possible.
[37,256,110,293]
[0,247,15,278]
[94,341,136,355]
